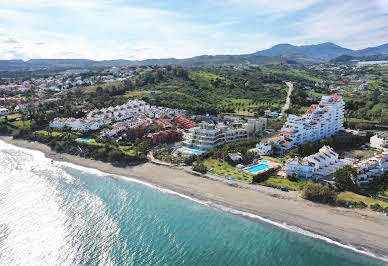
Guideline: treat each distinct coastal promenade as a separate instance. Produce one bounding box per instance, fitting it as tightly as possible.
[1,136,388,260]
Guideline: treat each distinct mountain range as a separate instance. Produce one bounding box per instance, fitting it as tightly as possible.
[1,42,387,71]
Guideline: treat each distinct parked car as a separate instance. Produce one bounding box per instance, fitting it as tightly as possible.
[280,187,289,192]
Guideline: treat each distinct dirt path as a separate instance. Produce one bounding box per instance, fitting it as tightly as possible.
[281,81,293,116]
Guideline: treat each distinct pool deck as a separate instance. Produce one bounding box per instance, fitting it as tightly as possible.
[242,160,280,175]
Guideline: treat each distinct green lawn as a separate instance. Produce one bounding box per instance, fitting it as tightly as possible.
[259,177,307,191]
[10,120,31,128]
[119,145,136,155]
[337,192,388,208]
[35,130,62,137]
[203,158,253,183]
[75,138,104,147]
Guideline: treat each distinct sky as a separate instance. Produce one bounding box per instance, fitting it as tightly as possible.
[0,0,387,60]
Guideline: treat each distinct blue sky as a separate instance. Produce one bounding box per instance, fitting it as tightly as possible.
[0,0,387,60]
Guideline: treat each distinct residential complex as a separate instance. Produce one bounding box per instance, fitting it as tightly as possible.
[50,99,184,133]
[183,119,266,150]
[370,133,388,150]
[354,154,388,187]
[284,146,350,179]
[256,95,345,155]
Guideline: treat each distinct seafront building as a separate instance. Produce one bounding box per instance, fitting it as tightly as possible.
[370,133,388,150]
[354,153,388,187]
[284,146,350,179]
[183,119,265,151]
[256,94,345,155]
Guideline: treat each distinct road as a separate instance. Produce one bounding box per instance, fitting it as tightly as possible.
[281,81,293,117]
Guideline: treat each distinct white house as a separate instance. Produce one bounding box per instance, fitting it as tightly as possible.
[284,146,350,179]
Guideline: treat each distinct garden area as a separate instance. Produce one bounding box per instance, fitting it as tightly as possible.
[203,158,253,183]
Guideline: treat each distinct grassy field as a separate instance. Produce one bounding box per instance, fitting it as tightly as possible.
[124,90,161,99]
[261,66,323,82]
[259,177,307,191]
[82,81,123,93]
[35,130,63,137]
[10,120,32,128]
[119,145,136,155]
[75,138,136,155]
[337,192,388,208]
[203,158,253,183]
[0,113,21,122]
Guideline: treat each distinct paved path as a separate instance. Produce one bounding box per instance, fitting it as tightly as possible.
[281,82,293,117]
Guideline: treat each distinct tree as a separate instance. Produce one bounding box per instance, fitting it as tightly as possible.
[334,166,357,192]
[301,182,336,204]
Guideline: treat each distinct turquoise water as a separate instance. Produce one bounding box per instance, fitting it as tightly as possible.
[245,163,271,173]
[0,140,386,265]
[79,138,93,142]
[183,147,206,155]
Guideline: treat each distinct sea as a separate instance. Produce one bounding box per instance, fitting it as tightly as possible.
[0,140,386,266]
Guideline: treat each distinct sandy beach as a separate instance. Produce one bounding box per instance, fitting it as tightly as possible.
[1,135,388,260]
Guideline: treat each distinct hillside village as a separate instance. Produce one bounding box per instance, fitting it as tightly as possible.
[0,62,387,213]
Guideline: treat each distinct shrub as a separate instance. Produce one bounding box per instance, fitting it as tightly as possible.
[370,203,384,212]
[287,175,299,182]
[12,128,28,139]
[184,155,197,166]
[301,182,336,204]
[108,149,124,163]
[336,199,367,209]
[252,167,278,184]
[193,163,208,174]
[0,124,9,134]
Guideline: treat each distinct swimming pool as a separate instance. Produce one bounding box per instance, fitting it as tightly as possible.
[78,138,93,142]
[245,163,271,173]
[183,147,206,155]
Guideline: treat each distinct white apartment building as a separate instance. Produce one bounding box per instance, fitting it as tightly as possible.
[183,121,259,150]
[50,99,185,132]
[0,108,9,116]
[284,146,350,179]
[277,94,345,152]
[370,133,388,150]
[354,154,388,187]
[103,116,151,137]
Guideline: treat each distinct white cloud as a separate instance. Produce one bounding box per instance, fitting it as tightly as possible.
[226,0,323,12]
[288,1,388,49]
[0,0,387,59]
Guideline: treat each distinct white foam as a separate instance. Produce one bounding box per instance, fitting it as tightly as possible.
[2,140,388,263]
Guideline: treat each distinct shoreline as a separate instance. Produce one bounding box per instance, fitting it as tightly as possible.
[1,136,388,261]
